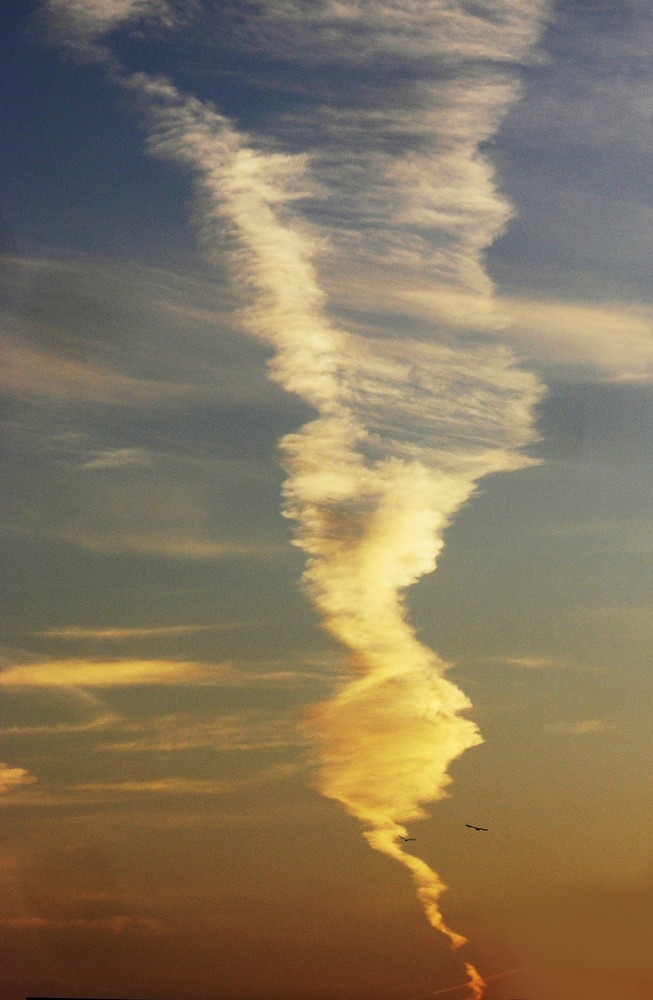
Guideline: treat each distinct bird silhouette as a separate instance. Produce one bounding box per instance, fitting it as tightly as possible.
[466,823,488,831]
[399,836,415,842]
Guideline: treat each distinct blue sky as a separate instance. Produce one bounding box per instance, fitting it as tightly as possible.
[2,3,653,1000]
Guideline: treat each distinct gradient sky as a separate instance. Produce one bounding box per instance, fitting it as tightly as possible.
[2,3,653,1000]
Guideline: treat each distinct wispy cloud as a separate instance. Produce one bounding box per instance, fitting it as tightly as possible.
[499,655,565,670]
[74,764,298,796]
[0,763,37,795]
[502,297,653,382]
[0,762,299,809]
[0,655,332,691]
[100,710,302,753]
[54,530,280,560]
[481,654,596,674]
[0,255,279,408]
[80,447,152,470]
[1,913,166,933]
[0,658,213,688]
[546,719,612,736]
[39,622,250,640]
[193,0,549,67]
[2,335,187,404]
[1,400,284,563]
[0,715,119,737]
[74,778,248,794]
[38,0,184,59]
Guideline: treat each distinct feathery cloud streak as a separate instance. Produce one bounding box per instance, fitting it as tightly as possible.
[40,623,246,639]
[40,0,185,58]
[39,0,548,983]
[0,655,326,690]
[0,658,210,688]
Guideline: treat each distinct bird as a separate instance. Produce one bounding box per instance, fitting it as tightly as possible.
[466,823,488,831]
[399,836,415,842]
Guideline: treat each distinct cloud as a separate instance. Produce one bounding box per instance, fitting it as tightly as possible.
[1,522,278,566]
[0,655,332,692]
[0,658,212,688]
[80,447,152,470]
[52,530,279,560]
[0,255,278,407]
[546,719,612,735]
[39,622,249,640]
[1,407,287,561]
[502,297,653,382]
[2,334,188,404]
[36,2,547,985]
[499,655,565,669]
[319,285,653,383]
[73,764,298,796]
[112,13,545,973]
[73,778,249,794]
[37,0,184,59]
[1,912,166,934]
[194,0,549,67]
[101,710,303,753]
[279,78,524,305]
[0,715,118,737]
[0,763,37,795]
[0,762,299,809]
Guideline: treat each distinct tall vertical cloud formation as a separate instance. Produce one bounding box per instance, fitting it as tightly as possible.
[39,0,549,989]
[125,71,542,982]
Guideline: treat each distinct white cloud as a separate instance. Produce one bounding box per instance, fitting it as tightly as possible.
[502,297,653,381]
[39,0,185,57]
[80,447,152,470]
[203,0,550,67]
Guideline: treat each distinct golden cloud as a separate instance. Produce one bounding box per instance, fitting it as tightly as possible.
[0,763,37,795]
[0,658,210,687]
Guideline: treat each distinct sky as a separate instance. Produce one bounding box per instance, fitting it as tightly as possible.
[2,2,653,999]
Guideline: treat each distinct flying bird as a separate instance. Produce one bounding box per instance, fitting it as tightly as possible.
[466,824,488,831]
[399,836,416,842]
